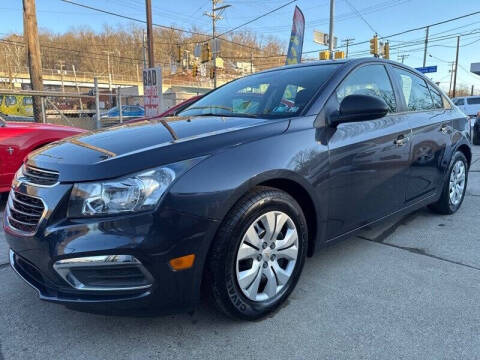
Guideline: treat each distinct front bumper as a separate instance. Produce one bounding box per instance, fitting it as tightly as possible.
[4,181,218,312]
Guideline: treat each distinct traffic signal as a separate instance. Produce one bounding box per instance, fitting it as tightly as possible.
[334,51,345,59]
[209,66,215,79]
[201,43,211,63]
[383,41,390,60]
[319,50,330,60]
[192,63,198,77]
[370,35,379,56]
[176,45,182,63]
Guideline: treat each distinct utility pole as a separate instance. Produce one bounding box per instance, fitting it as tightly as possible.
[397,54,409,64]
[328,0,335,59]
[342,38,354,58]
[205,0,231,88]
[23,0,44,122]
[57,60,65,92]
[103,50,113,91]
[72,64,83,110]
[448,61,455,96]
[423,26,429,67]
[250,52,253,74]
[471,85,475,96]
[452,35,460,98]
[145,0,155,67]
[142,30,147,68]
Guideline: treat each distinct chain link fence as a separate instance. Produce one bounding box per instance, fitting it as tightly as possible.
[0,83,205,130]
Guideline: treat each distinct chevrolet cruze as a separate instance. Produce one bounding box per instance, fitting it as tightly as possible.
[4,58,471,320]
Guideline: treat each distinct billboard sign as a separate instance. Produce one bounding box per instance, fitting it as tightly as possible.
[143,67,163,117]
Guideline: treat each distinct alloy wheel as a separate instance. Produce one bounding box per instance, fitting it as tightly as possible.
[449,160,466,206]
[235,211,299,302]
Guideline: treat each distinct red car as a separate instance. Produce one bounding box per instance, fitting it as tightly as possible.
[0,117,85,192]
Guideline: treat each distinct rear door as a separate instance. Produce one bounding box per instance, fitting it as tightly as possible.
[326,63,412,239]
[391,66,452,202]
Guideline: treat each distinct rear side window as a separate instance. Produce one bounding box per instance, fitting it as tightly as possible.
[393,67,434,111]
[23,97,33,105]
[427,84,444,109]
[336,64,396,112]
[467,97,480,105]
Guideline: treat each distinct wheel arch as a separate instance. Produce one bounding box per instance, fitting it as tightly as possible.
[211,170,322,258]
[457,143,472,167]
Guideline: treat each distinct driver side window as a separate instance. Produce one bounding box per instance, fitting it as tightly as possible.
[336,64,397,113]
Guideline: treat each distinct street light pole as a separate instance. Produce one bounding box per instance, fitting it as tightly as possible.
[328,0,335,59]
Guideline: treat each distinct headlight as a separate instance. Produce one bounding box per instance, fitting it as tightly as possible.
[68,158,205,217]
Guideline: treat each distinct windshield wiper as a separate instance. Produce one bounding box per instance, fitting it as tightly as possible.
[188,112,259,118]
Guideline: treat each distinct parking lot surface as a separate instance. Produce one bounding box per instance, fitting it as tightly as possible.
[1,146,480,360]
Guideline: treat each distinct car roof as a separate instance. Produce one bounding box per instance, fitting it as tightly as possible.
[251,57,417,76]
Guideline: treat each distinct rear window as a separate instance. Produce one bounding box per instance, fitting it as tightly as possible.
[467,97,480,105]
[454,98,465,106]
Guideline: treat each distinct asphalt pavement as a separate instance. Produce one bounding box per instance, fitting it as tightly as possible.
[1,147,480,360]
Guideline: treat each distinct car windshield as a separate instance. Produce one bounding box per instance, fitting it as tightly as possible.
[179,64,339,119]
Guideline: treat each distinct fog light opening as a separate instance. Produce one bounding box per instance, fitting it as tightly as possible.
[53,255,153,291]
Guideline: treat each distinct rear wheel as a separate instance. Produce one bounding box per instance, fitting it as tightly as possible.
[429,151,468,214]
[206,187,308,320]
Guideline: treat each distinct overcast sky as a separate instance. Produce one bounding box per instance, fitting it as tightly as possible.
[2,0,480,93]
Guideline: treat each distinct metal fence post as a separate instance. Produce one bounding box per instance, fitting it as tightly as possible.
[40,97,46,123]
[94,77,101,129]
[117,86,123,124]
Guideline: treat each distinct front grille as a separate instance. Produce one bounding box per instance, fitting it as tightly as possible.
[6,190,45,234]
[22,165,59,186]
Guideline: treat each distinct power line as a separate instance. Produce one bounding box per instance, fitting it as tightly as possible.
[343,0,379,35]
[216,0,296,37]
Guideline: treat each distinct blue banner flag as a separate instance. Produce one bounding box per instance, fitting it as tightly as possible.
[285,6,305,65]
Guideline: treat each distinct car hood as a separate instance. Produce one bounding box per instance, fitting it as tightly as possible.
[27,115,289,182]
[5,121,85,133]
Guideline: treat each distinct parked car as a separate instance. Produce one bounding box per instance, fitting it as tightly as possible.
[0,116,85,193]
[0,95,33,117]
[452,96,480,117]
[94,105,145,122]
[104,105,144,118]
[126,95,203,124]
[473,112,480,145]
[4,58,471,320]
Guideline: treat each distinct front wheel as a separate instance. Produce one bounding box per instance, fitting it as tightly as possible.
[429,151,468,214]
[206,187,308,320]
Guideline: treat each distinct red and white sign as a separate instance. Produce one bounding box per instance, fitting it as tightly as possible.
[143,67,163,117]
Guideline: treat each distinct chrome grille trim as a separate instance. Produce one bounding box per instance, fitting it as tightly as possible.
[5,190,47,236]
[20,165,59,187]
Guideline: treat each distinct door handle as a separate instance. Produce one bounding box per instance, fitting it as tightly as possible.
[394,135,409,147]
[440,124,449,134]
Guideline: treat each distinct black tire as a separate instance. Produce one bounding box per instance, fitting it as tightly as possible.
[429,151,468,215]
[206,186,308,320]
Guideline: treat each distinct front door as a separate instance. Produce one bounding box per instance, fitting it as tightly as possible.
[326,64,412,239]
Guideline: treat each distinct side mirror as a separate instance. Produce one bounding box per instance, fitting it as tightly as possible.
[333,94,389,125]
